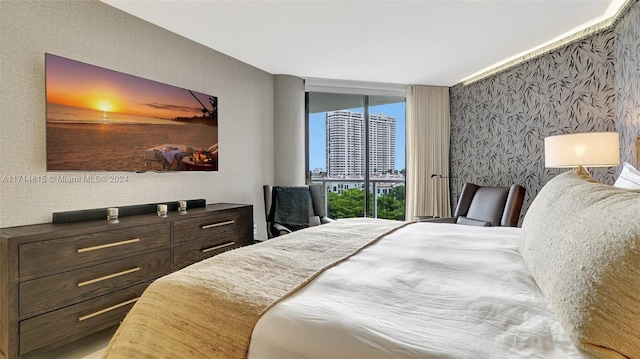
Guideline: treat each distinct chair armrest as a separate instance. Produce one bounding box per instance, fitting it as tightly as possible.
[416,217,456,224]
[270,222,292,237]
[320,217,336,224]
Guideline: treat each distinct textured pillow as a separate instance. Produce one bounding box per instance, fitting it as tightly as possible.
[614,162,640,189]
[519,167,640,359]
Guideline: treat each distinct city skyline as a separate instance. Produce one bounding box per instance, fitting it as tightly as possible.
[325,111,396,176]
[309,101,405,173]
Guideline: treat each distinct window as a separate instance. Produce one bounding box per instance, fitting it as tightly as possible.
[307,92,405,220]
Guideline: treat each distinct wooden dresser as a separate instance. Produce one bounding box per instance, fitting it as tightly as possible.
[0,203,253,359]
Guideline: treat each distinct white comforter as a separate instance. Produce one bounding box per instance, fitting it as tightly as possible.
[248,222,582,359]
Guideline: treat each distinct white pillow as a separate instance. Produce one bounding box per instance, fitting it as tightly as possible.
[614,162,640,189]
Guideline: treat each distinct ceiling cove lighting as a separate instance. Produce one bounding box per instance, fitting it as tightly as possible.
[461,0,630,85]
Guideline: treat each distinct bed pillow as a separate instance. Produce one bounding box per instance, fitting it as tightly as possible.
[518,167,640,359]
[614,162,640,189]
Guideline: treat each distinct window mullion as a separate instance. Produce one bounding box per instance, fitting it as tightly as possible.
[364,95,370,218]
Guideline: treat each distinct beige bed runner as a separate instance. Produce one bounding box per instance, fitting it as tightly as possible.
[102,218,408,359]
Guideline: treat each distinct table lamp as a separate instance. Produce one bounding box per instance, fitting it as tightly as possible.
[544,132,620,169]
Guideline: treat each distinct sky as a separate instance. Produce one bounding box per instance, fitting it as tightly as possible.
[45,53,215,120]
[309,102,406,172]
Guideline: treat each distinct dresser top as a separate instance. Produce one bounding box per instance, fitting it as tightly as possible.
[0,203,251,240]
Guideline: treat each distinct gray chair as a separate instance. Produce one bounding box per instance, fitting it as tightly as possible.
[422,183,525,227]
[263,184,335,238]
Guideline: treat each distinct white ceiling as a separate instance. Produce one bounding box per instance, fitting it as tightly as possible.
[101,0,621,87]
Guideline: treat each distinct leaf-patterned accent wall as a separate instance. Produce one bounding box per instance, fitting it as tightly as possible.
[615,0,640,165]
[449,0,639,223]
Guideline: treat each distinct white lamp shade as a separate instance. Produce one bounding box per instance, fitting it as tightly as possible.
[544,132,620,168]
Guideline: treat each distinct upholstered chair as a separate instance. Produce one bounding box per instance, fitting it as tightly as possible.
[263,184,335,238]
[422,183,526,227]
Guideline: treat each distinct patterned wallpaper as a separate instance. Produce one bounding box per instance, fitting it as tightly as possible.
[615,1,640,165]
[449,0,640,223]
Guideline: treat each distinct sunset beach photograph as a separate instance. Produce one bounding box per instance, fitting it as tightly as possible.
[45,53,219,172]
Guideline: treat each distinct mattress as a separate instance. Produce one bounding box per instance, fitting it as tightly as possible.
[248,222,582,358]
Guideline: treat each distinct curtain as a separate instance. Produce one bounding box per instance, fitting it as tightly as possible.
[406,85,451,220]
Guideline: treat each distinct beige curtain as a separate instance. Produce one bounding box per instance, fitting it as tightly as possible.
[406,85,451,220]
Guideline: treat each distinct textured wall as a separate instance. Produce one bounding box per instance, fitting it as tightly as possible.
[450,1,640,222]
[0,1,275,229]
[615,1,640,165]
[273,75,306,185]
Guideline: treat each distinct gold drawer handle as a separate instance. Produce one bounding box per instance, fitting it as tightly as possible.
[201,220,235,230]
[78,297,139,322]
[77,238,140,253]
[201,241,235,253]
[77,267,141,287]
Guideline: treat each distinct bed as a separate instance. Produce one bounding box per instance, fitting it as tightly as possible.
[102,168,640,359]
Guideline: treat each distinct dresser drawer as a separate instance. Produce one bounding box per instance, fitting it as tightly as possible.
[174,207,250,244]
[19,282,148,355]
[2,204,252,359]
[19,248,170,318]
[173,235,242,270]
[19,223,170,278]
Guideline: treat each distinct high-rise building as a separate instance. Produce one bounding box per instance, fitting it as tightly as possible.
[325,110,395,177]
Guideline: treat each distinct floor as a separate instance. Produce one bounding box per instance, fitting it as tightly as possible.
[21,326,114,359]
